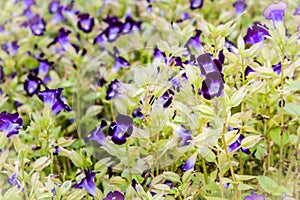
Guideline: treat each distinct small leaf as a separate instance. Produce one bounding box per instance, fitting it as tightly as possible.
[284,103,300,117]
[230,88,247,107]
[257,176,278,194]
[32,156,51,171]
[241,135,261,149]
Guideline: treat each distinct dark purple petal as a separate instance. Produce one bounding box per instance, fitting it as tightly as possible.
[185,30,202,54]
[132,107,144,119]
[190,0,203,9]
[153,48,167,64]
[245,66,254,79]
[228,140,240,153]
[272,62,281,75]
[38,60,51,76]
[8,173,21,188]
[97,77,107,87]
[263,2,287,28]
[105,79,120,100]
[2,41,19,56]
[0,66,4,84]
[294,6,300,16]
[24,74,42,96]
[29,15,46,36]
[23,8,34,19]
[243,23,269,45]
[73,170,96,196]
[182,153,197,171]
[113,57,130,72]
[52,6,66,24]
[94,31,108,44]
[103,191,125,200]
[52,28,71,50]
[108,122,117,136]
[77,13,94,33]
[174,125,192,146]
[201,71,224,100]
[233,0,247,14]
[197,53,222,76]
[0,111,23,138]
[49,0,60,14]
[177,12,190,23]
[122,15,141,34]
[160,89,174,108]
[225,39,238,54]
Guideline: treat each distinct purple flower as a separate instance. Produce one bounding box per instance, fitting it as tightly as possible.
[24,74,42,96]
[0,111,23,138]
[201,71,224,100]
[38,59,51,76]
[190,0,203,9]
[243,23,269,45]
[73,170,96,196]
[244,191,265,200]
[77,13,94,33]
[23,8,34,19]
[294,6,300,16]
[263,2,287,28]
[85,120,107,145]
[272,62,281,75]
[0,66,4,84]
[182,153,197,171]
[29,15,46,36]
[228,134,251,155]
[16,0,35,8]
[153,48,167,64]
[49,0,60,14]
[38,88,71,115]
[105,79,120,100]
[2,41,19,56]
[176,12,190,23]
[52,28,72,51]
[225,39,238,54]
[51,6,66,24]
[103,16,124,41]
[160,89,175,108]
[170,123,192,146]
[245,66,254,79]
[122,15,142,34]
[233,0,247,14]
[108,114,133,145]
[103,191,125,200]
[8,173,21,188]
[132,107,144,119]
[197,53,222,77]
[113,57,130,72]
[185,30,202,55]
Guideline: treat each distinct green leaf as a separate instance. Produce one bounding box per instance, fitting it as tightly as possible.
[241,135,261,149]
[284,103,300,117]
[230,87,247,107]
[197,105,215,118]
[257,176,278,194]
[270,127,288,146]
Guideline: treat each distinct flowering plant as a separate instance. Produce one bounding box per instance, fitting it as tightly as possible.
[0,0,299,199]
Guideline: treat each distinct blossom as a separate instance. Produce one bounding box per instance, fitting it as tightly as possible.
[122,14,142,34]
[132,107,144,119]
[108,114,133,145]
[153,48,167,64]
[294,6,300,16]
[272,62,281,75]
[37,59,51,76]
[263,2,287,28]
[185,30,202,55]
[8,173,21,188]
[29,15,46,36]
[16,0,35,8]
[85,120,107,145]
[225,39,238,54]
[160,89,175,108]
[113,56,130,72]
[176,12,190,23]
[169,123,192,146]
[24,74,42,96]
[228,134,251,155]
[233,0,247,14]
[105,79,120,100]
[103,191,125,200]
[1,41,19,56]
[0,66,4,84]
[190,0,203,10]
[201,71,224,100]
[0,111,23,138]
[73,170,96,196]
[51,28,72,51]
[77,13,94,33]
[243,23,269,45]
[103,16,124,41]
[49,0,60,14]
[244,191,265,200]
[38,88,71,115]
[197,53,222,77]
[182,152,197,171]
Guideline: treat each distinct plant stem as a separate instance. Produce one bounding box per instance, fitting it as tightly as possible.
[217,149,225,199]
[279,53,285,186]
[202,159,209,184]
[126,143,132,183]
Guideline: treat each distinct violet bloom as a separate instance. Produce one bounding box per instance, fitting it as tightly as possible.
[29,15,46,36]
[225,39,238,54]
[197,53,222,77]
[2,41,19,56]
[103,16,124,41]
[0,66,4,84]
[132,107,144,119]
[176,12,190,23]
[108,114,133,145]
[77,13,94,33]
[244,191,265,200]
[24,74,42,96]
[38,88,71,115]
[52,6,67,24]
[294,6,300,16]
[243,23,269,45]
[201,71,224,100]
[16,0,35,8]
[49,0,60,14]
[182,153,197,171]
[8,173,21,188]
[185,30,202,55]
[171,124,192,146]
[153,48,167,64]
[263,2,287,28]
[103,191,125,200]
[190,0,203,9]
[38,59,51,76]
[0,111,23,138]
[233,0,247,14]
[85,120,107,145]
[73,170,96,196]
[23,8,34,19]
[245,66,254,79]
[228,134,251,155]
[105,79,120,100]
[113,57,130,72]
[52,28,71,50]
[122,15,142,34]
[272,62,281,75]
[160,89,175,108]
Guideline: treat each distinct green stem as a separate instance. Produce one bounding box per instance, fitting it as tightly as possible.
[279,53,285,185]
[126,143,132,183]
[202,159,208,184]
[217,149,225,199]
